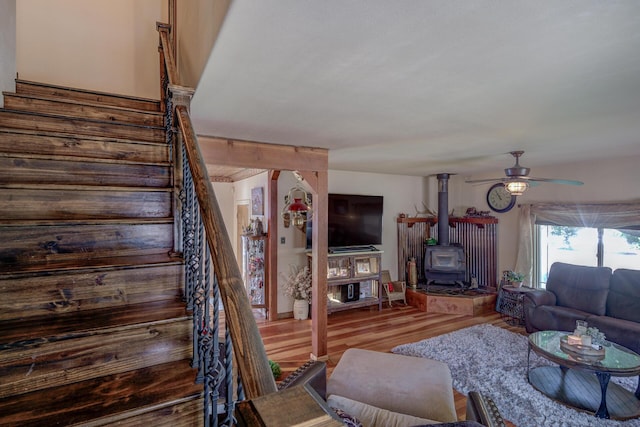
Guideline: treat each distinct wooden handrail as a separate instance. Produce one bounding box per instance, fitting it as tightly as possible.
[176,106,277,398]
[158,23,277,400]
[157,24,179,86]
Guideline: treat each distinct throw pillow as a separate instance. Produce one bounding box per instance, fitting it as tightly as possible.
[327,394,440,427]
[387,282,394,292]
[332,408,363,427]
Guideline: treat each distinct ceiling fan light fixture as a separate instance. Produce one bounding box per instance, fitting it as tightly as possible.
[505,180,528,196]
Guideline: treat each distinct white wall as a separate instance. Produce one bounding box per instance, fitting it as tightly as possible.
[0,0,16,107]
[459,154,640,275]
[212,181,235,245]
[328,170,427,276]
[16,0,165,99]
[176,0,230,89]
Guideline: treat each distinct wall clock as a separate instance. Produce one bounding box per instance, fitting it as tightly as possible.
[486,183,516,213]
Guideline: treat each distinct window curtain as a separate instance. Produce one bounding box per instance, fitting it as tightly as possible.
[515,201,640,287]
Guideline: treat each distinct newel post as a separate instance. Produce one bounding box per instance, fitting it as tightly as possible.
[168,85,194,257]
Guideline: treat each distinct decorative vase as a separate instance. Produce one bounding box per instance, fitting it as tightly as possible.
[293,299,309,320]
[511,281,523,288]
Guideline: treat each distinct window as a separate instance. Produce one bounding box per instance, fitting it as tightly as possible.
[536,225,640,287]
[517,202,640,288]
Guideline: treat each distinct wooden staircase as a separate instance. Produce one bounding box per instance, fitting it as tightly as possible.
[0,80,203,426]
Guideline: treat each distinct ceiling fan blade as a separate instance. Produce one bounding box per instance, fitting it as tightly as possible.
[464,178,506,184]
[465,151,584,190]
[527,177,584,186]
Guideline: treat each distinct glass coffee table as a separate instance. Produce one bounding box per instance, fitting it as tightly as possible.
[528,330,640,420]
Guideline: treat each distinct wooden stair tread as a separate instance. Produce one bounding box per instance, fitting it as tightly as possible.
[0,188,172,220]
[3,93,164,127]
[0,217,175,226]
[0,108,164,131]
[0,127,170,165]
[0,218,175,230]
[0,360,201,427]
[0,182,173,191]
[4,92,164,116]
[0,299,190,345]
[0,126,167,146]
[80,395,203,427]
[15,79,161,112]
[0,158,171,188]
[0,110,165,143]
[0,252,182,276]
[0,149,170,167]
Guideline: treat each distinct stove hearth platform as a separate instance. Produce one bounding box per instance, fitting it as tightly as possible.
[406,287,497,316]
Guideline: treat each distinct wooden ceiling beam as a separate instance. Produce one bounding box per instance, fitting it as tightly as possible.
[198,135,328,171]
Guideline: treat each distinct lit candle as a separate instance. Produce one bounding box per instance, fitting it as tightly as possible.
[567,335,582,345]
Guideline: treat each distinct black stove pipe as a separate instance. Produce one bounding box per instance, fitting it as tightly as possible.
[436,173,450,246]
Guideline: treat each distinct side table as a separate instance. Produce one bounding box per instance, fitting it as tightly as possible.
[498,286,535,326]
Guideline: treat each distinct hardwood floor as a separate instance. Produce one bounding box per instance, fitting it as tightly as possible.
[256,304,524,425]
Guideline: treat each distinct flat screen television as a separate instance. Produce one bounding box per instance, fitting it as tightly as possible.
[306,193,383,249]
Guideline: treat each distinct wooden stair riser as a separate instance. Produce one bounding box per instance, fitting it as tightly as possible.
[0,156,171,188]
[0,361,201,427]
[0,264,183,321]
[3,93,164,127]
[0,129,169,164]
[0,188,172,220]
[15,79,161,112]
[0,110,165,143]
[0,318,192,398]
[0,222,174,267]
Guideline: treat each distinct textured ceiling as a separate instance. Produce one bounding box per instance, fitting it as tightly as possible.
[190,1,640,179]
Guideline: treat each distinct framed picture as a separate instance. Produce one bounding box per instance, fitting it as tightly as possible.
[356,261,370,274]
[251,187,264,216]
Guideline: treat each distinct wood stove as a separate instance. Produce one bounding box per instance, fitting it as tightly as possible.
[424,173,466,286]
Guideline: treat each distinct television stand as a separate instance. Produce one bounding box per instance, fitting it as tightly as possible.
[307,250,383,314]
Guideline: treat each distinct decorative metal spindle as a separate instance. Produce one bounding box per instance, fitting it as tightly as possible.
[222,326,235,426]
[183,159,195,310]
[208,262,225,427]
[165,91,173,146]
[193,216,204,376]
[200,242,214,426]
[236,366,245,404]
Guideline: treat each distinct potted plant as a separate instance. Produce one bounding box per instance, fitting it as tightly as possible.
[269,360,282,380]
[507,271,525,287]
[283,265,312,320]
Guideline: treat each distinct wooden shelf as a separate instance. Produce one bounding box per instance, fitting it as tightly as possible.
[308,251,383,314]
[327,296,380,313]
[396,216,498,226]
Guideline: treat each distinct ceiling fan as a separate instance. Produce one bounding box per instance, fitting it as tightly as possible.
[465,151,584,196]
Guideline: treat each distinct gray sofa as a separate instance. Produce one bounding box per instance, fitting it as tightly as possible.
[523,262,640,355]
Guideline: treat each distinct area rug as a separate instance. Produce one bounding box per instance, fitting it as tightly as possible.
[392,324,640,427]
